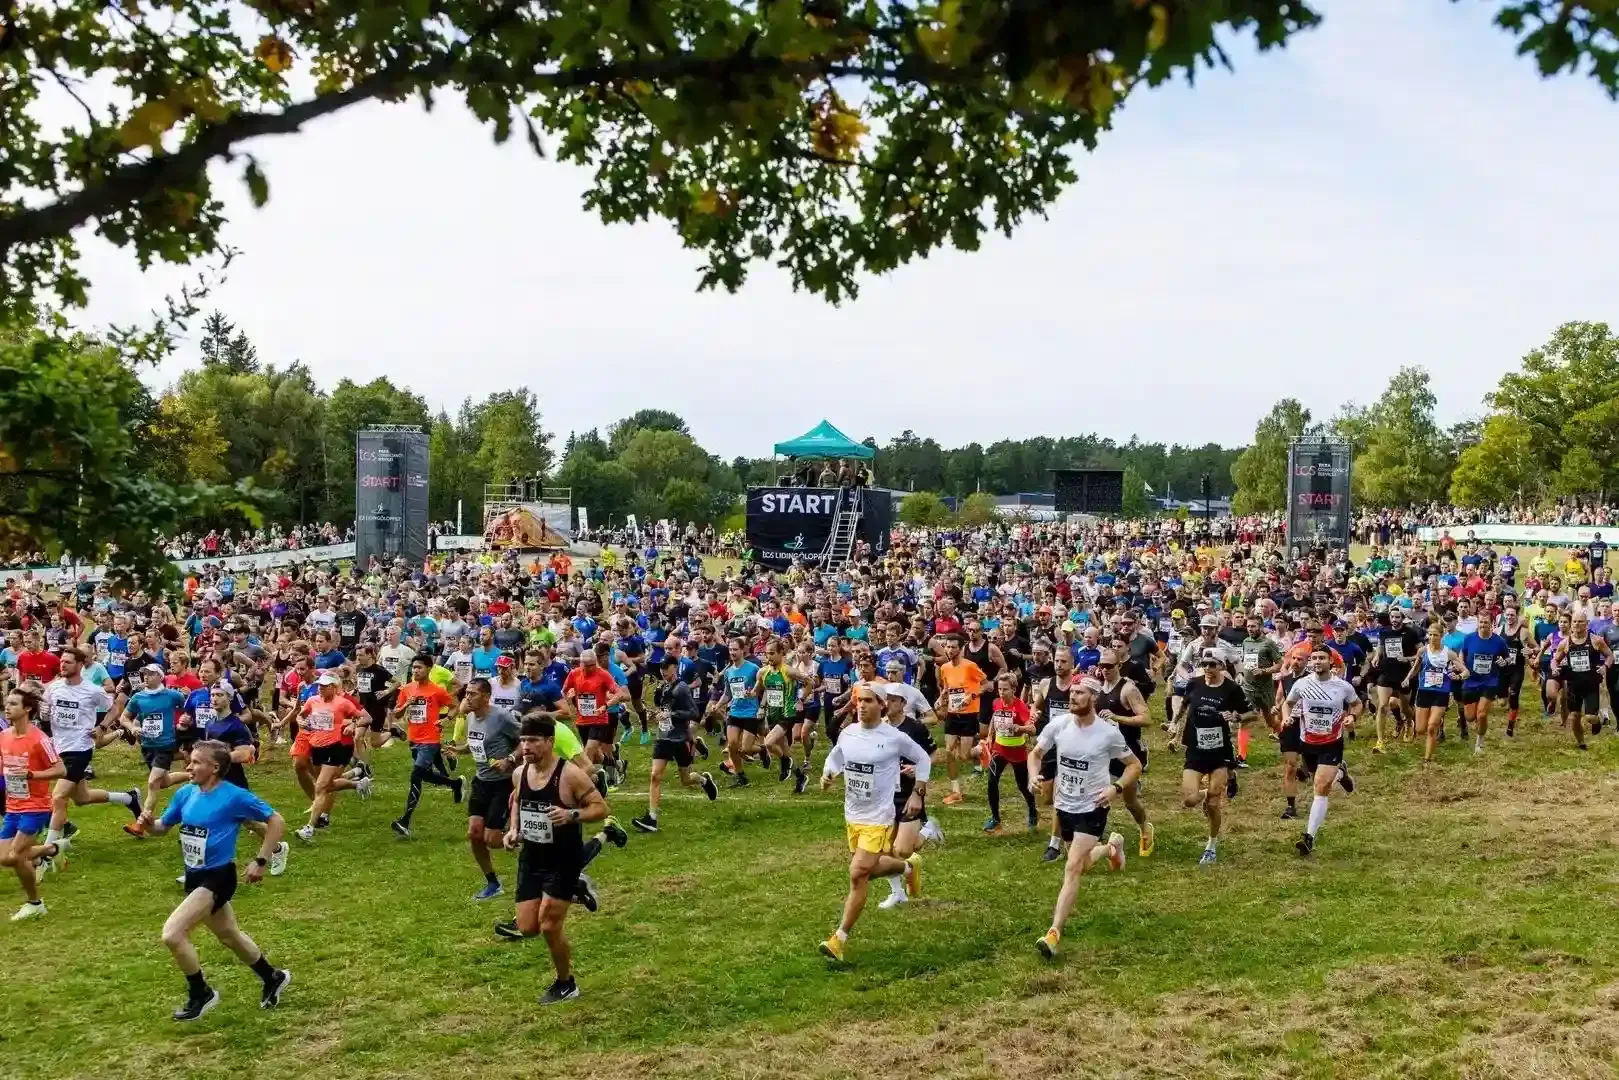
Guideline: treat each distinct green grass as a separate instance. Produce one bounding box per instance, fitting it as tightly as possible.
[11,708,1619,1079]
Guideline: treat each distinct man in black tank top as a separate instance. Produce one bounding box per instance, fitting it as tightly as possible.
[1092,650,1155,859]
[962,621,1004,733]
[1033,650,1076,860]
[498,716,609,1005]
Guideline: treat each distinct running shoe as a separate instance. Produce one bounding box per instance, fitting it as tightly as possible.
[1026,806,1038,830]
[904,852,922,898]
[719,761,733,775]
[700,772,718,800]
[126,789,144,818]
[315,814,331,830]
[391,819,412,839]
[356,776,373,800]
[921,819,945,845]
[1198,847,1217,867]
[942,791,964,806]
[631,814,659,833]
[260,969,292,1009]
[123,820,146,839]
[539,978,580,1005]
[494,919,525,940]
[982,817,1001,834]
[818,935,846,963]
[268,842,289,877]
[1372,741,1385,755]
[1336,766,1355,794]
[1234,757,1249,769]
[1041,844,1061,862]
[1035,928,1060,959]
[1138,821,1155,858]
[474,880,504,901]
[694,736,709,760]
[793,766,808,795]
[10,900,46,921]
[778,754,792,782]
[451,777,465,804]
[574,873,600,913]
[878,887,908,910]
[1280,804,1298,820]
[390,724,407,742]
[601,817,629,848]
[1107,832,1126,872]
[729,772,750,788]
[638,731,651,746]
[594,769,609,800]
[172,988,221,1022]
[295,824,315,843]
[1226,773,1239,800]
[1296,832,1315,858]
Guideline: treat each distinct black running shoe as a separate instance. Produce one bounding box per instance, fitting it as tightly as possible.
[1336,767,1354,794]
[631,814,660,833]
[539,978,580,1005]
[451,778,465,805]
[1280,804,1298,820]
[1041,845,1061,863]
[602,817,629,848]
[315,813,331,830]
[719,760,733,775]
[729,772,750,788]
[391,724,407,742]
[694,736,709,760]
[758,748,771,770]
[574,873,600,913]
[127,788,143,819]
[391,819,412,839]
[1234,757,1249,770]
[1506,722,1516,738]
[700,772,718,801]
[594,769,609,799]
[62,820,79,839]
[779,753,792,782]
[444,751,459,774]
[793,766,807,795]
[1295,832,1315,857]
[494,920,525,940]
[173,988,220,1022]
[260,969,292,1009]
[1226,773,1239,800]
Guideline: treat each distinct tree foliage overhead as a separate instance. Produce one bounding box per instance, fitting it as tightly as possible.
[1229,398,1312,515]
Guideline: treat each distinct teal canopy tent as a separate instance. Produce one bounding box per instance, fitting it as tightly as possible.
[772,420,874,461]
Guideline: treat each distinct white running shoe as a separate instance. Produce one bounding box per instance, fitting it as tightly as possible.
[1107,831,1126,872]
[295,824,316,843]
[10,900,46,921]
[878,889,908,910]
[356,776,373,800]
[921,819,945,845]
[268,842,289,877]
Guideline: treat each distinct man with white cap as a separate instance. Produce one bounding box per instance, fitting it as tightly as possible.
[119,664,191,838]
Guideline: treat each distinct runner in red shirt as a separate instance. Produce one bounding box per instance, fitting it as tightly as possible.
[1,686,68,921]
[278,654,317,804]
[562,651,627,771]
[294,672,369,842]
[15,630,60,686]
[983,672,1037,834]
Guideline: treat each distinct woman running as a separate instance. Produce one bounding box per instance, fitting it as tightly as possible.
[983,672,1037,834]
[136,739,291,1020]
[1554,612,1611,750]
[1414,622,1465,764]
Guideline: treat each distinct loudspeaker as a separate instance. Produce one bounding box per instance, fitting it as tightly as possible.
[1051,469,1124,514]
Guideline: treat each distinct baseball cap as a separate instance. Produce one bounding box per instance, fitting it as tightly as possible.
[496,655,515,668]
[316,672,341,686]
[1200,649,1224,664]
[140,663,165,676]
[1199,615,1220,628]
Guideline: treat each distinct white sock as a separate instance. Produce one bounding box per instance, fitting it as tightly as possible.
[1204,837,1216,852]
[887,874,905,896]
[1475,735,1485,749]
[46,828,62,846]
[834,927,849,942]
[1046,834,1061,849]
[1307,795,1329,837]
[107,791,133,807]
[951,779,961,794]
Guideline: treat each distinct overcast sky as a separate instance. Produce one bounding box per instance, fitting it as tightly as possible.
[75,0,1619,461]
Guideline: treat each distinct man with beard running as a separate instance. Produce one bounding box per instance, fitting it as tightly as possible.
[1028,677,1135,959]
[632,656,719,833]
[458,678,522,900]
[1285,648,1363,857]
[1175,650,1254,866]
[1092,649,1155,857]
[42,647,138,858]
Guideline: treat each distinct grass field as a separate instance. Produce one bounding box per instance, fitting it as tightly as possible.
[11,705,1619,1080]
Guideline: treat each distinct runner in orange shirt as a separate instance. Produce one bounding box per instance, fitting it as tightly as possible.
[294,673,369,842]
[933,636,987,806]
[1,687,69,921]
[390,657,463,839]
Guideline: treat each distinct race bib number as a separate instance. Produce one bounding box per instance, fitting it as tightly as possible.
[947,688,967,712]
[1476,653,1499,675]
[1572,652,1592,673]
[1243,646,1260,673]
[1421,668,1444,689]
[1304,704,1337,736]
[1057,755,1086,797]
[764,687,785,708]
[408,699,428,723]
[307,708,334,732]
[576,695,598,718]
[1383,639,1404,660]
[357,673,374,694]
[993,711,1016,736]
[844,761,876,802]
[52,697,81,721]
[455,661,473,682]
[518,804,553,844]
[109,651,127,670]
[821,677,842,696]
[140,713,164,739]
[468,729,486,763]
[179,824,208,869]
[4,768,28,796]
[1195,726,1224,750]
[193,706,217,729]
[657,710,673,737]
[728,677,746,699]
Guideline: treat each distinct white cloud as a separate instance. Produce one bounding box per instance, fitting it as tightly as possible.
[77,0,1619,459]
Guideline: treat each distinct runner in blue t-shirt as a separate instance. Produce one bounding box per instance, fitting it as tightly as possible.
[717,640,761,786]
[122,666,192,839]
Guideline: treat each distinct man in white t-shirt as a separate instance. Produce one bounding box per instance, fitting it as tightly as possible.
[1028,678,1137,960]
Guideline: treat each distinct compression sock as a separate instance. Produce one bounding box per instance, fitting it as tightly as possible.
[1307,795,1329,838]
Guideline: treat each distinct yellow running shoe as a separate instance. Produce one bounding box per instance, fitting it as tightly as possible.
[1372,741,1385,754]
[1035,928,1060,959]
[819,934,846,963]
[1139,821,1155,858]
[904,852,922,898]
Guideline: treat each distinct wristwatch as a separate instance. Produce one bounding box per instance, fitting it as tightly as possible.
[569,809,581,823]
[252,856,269,868]
[1110,782,1123,795]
